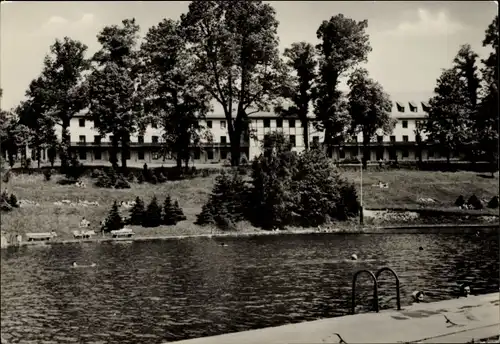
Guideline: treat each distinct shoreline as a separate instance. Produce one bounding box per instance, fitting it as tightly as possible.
[2,223,498,249]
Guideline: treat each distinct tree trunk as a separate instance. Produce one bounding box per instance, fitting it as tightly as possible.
[176,154,182,169]
[302,119,309,151]
[362,134,370,169]
[230,132,242,167]
[37,147,41,169]
[60,119,71,170]
[120,134,129,172]
[110,135,119,170]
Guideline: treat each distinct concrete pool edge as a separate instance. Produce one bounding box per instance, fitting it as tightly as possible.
[1,223,499,249]
[169,293,500,344]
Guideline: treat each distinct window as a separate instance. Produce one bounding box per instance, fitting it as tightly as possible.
[339,149,345,159]
[79,135,86,143]
[289,119,295,128]
[207,120,212,128]
[312,136,320,145]
[221,151,227,159]
[151,121,158,129]
[390,135,396,143]
[94,136,101,144]
[428,149,434,158]
[152,136,159,143]
[207,150,214,160]
[263,135,270,147]
[124,151,130,160]
[402,120,408,128]
[403,135,409,142]
[264,119,270,128]
[94,150,101,160]
[194,149,201,160]
[377,135,383,143]
[220,121,226,129]
[79,149,87,160]
[402,149,409,158]
[276,118,283,128]
[220,136,227,144]
[138,151,144,160]
[79,119,85,127]
[290,135,296,147]
[138,136,144,144]
[352,136,358,143]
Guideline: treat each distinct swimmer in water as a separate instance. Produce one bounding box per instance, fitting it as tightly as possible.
[458,283,471,298]
[419,246,424,251]
[72,262,78,267]
[412,290,425,303]
[351,254,358,261]
[221,243,228,247]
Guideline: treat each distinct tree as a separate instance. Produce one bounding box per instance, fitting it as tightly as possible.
[313,14,372,150]
[476,15,499,175]
[87,19,145,171]
[347,68,395,168]
[275,42,316,150]
[424,68,472,163]
[162,195,176,225]
[129,196,145,225]
[249,132,298,229]
[172,200,187,223]
[104,201,124,233]
[0,109,31,168]
[141,19,212,170]
[143,196,162,227]
[181,1,286,166]
[15,98,58,168]
[28,37,90,170]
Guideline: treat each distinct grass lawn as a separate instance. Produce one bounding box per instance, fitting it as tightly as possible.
[1,170,498,239]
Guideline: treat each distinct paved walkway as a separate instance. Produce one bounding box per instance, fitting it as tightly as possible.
[171,293,500,344]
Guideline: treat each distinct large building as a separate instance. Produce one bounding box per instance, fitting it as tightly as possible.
[19,100,444,165]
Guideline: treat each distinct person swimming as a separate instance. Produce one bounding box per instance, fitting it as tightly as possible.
[220,243,228,247]
[351,254,358,261]
[458,283,471,298]
[419,246,424,251]
[412,290,425,303]
[72,261,78,267]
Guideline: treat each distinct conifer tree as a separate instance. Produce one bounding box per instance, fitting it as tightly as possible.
[104,201,124,232]
[162,195,176,225]
[129,196,145,225]
[196,202,216,225]
[143,196,162,227]
[172,200,187,223]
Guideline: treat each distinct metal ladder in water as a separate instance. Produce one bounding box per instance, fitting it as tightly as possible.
[351,267,402,314]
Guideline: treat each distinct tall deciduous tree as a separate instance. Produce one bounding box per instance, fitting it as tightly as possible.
[477,15,499,175]
[347,68,395,168]
[141,19,212,169]
[87,19,145,171]
[28,37,90,169]
[314,14,372,150]
[181,0,286,166]
[424,68,473,163]
[275,42,316,150]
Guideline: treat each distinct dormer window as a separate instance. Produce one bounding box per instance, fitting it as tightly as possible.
[421,102,430,112]
[409,102,417,112]
[396,102,405,112]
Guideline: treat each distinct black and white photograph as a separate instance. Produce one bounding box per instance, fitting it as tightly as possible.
[0,1,499,343]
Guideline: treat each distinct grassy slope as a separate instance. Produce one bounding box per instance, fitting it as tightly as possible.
[1,171,498,239]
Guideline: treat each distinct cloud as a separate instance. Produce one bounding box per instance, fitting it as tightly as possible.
[35,13,95,36]
[384,9,466,37]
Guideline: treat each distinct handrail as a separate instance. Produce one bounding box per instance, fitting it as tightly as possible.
[375,267,402,311]
[351,269,379,314]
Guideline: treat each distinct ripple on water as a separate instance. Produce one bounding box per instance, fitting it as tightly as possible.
[1,233,498,343]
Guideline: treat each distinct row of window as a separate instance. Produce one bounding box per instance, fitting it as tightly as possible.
[77,135,160,144]
[79,118,417,130]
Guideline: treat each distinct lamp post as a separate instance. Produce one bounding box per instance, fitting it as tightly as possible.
[360,158,364,226]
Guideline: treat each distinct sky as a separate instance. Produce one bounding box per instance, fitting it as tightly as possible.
[0,1,497,111]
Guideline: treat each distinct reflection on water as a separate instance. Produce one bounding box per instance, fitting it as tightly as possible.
[1,233,498,343]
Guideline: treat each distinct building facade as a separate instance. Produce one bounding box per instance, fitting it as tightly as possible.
[17,100,448,165]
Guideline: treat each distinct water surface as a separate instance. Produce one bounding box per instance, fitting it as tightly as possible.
[1,233,498,343]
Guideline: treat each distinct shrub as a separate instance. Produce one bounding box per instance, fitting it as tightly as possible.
[129,196,145,225]
[22,158,32,171]
[90,169,102,179]
[137,173,145,184]
[106,168,118,186]
[103,201,124,233]
[467,194,483,210]
[2,170,10,183]
[43,169,52,181]
[47,145,57,167]
[455,195,466,207]
[162,195,176,225]
[0,191,13,212]
[65,157,85,180]
[157,172,167,183]
[172,200,187,223]
[115,176,131,189]
[8,193,18,208]
[149,174,158,185]
[487,196,499,209]
[142,196,162,227]
[127,172,136,183]
[95,173,113,188]
[142,163,153,182]
[240,155,249,166]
